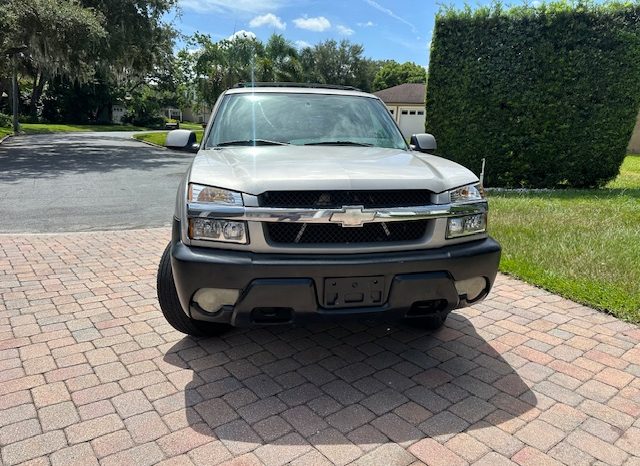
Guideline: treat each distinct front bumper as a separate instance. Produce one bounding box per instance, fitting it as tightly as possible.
[170,220,501,327]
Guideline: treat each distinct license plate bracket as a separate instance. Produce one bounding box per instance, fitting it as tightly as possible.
[323,276,385,309]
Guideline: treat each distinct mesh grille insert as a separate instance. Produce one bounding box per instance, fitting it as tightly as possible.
[265,221,428,245]
[258,190,432,208]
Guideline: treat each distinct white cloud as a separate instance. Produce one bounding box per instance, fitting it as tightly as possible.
[227,30,257,41]
[180,0,288,14]
[295,40,312,49]
[363,0,416,33]
[293,16,331,32]
[249,13,286,30]
[336,25,354,36]
[357,21,375,27]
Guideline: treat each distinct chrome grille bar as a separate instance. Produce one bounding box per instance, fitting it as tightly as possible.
[187,202,487,225]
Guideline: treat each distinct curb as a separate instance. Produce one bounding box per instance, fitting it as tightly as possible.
[0,133,13,145]
[130,136,167,150]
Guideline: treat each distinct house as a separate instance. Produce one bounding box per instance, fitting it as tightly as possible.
[374,83,426,139]
[182,105,212,124]
[629,111,640,154]
[111,104,127,124]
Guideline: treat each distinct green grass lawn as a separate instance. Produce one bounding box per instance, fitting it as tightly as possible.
[133,130,204,146]
[179,122,206,131]
[0,127,12,139]
[20,123,149,134]
[489,154,640,322]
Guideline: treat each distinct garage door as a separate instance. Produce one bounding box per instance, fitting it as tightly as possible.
[397,107,425,140]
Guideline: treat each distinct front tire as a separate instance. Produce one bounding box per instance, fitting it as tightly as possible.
[157,242,230,337]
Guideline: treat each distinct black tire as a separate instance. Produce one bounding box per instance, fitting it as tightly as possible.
[405,311,450,331]
[157,242,231,337]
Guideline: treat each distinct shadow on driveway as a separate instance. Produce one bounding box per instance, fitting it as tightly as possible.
[0,133,191,183]
[163,314,536,451]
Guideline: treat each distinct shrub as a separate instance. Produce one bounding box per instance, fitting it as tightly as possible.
[426,2,640,188]
[121,112,165,129]
[0,113,11,128]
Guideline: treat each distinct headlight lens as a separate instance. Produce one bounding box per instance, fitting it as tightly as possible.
[447,213,487,238]
[189,218,248,244]
[189,184,243,205]
[449,183,484,203]
[187,184,248,243]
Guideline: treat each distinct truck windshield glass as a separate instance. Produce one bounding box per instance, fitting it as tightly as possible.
[207,93,407,150]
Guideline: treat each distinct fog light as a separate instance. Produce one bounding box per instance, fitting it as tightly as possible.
[455,277,487,302]
[190,218,248,244]
[447,213,487,238]
[193,288,240,313]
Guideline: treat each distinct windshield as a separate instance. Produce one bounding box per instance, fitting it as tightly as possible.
[207,92,407,150]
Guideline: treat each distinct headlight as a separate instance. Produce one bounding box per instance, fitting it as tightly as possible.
[187,184,248,244]
[188,184,243,205]
[189,218,248,243]
[449,183,484,203]
[447,213,487,238]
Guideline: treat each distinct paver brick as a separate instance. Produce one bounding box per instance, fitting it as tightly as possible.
[101,442,165,466]
[1,430,67,465]
[91,430,135,458]
[409,438,466,466]
[65,413,125,444]
[0,418,42,446]
[189,441,233,466]
[112,389,153,418]
[157,424,214,456]
[39,400,80,430]
[125,411,170,443]
[567,429,628,465]
[445,432,491,462]
[1,403,37,428]
[50,443,99,466]
[515,419,565,451]
[309,428,363,466]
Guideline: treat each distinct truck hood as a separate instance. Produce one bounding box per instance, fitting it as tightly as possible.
[189,146,479,195]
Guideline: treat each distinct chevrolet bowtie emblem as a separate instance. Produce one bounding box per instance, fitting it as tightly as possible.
[330,206,376,227]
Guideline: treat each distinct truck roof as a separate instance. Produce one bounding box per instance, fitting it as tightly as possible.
[226,83,377,98]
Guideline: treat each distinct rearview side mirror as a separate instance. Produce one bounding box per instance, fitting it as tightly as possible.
[410,133,437,153]
[166,129,199,153]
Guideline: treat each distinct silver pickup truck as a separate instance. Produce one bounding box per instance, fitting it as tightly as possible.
[157,84,501,336]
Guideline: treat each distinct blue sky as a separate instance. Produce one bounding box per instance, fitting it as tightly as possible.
[168,0,486,65]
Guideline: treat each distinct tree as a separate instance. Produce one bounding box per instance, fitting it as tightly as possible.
[2,0,106,118]
[302,40,369,89]
[2,0,178,121]
[256,35,301,82]
[372,61,427,91]
[190,33,262,106]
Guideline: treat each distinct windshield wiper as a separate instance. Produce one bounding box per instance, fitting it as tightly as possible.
[303,141,373,147]
[216,139,289,147]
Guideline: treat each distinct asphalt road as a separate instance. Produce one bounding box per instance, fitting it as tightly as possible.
[0,132,194,233]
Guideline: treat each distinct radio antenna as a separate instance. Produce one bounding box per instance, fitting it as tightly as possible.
[480,158,486,185]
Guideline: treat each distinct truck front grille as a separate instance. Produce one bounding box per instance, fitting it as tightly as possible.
[258,190,432,208]
[265,221,428,245]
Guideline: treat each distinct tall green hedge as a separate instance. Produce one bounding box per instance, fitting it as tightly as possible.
[426,2,640,188]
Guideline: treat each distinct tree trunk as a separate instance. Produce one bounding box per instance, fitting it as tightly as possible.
[29,71,46,120]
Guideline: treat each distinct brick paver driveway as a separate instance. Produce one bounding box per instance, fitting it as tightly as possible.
[1,229,638,466]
